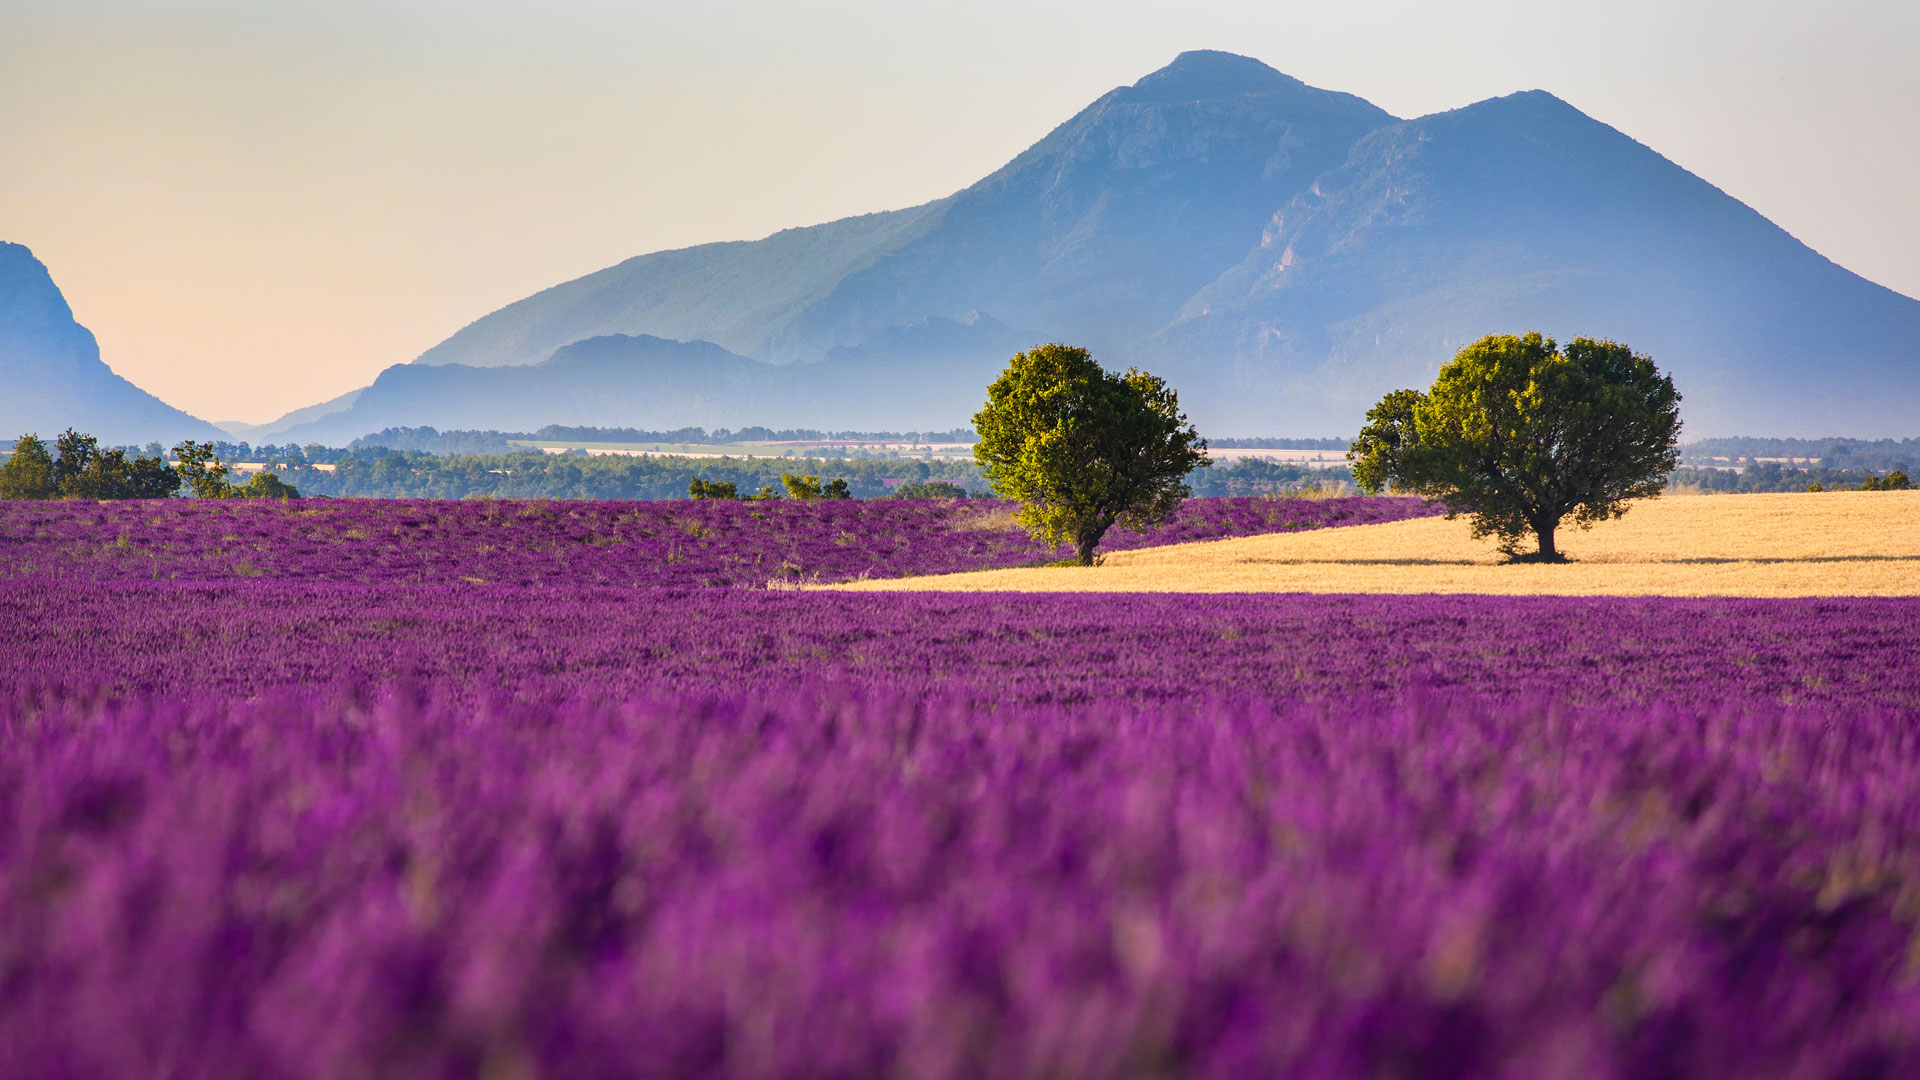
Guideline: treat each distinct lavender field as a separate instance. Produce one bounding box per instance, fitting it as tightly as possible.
[0,494,1438,587]
[5,497,1920,1077]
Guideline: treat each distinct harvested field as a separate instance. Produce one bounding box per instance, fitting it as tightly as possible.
[834,490,1920,596]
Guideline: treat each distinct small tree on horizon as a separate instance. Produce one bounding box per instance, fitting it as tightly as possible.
[0,434,59,500]
[1349,332,1681,561]
[688,477,738,499]
[236,472,300,499]
[973,344,1208,565]
[172,440,236,499]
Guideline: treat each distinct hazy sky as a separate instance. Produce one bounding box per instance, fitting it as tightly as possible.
[4,0,1916,423]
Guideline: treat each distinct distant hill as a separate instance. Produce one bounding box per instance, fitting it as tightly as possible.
[273,326,1030,445]
[0,242,223,446]
[265,50,1919,439]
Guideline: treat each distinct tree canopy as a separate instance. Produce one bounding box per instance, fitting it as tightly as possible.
[0,434,59,500]
[0,431,299,501]
[1349,332,1681,561]
[2,430,179,500]
[973,344,1208,565]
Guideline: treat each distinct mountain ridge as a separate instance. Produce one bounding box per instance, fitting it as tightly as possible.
[0,242,224,446]
[255,52,1920,439]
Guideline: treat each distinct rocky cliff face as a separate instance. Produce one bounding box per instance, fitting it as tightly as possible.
[0,243,222,446]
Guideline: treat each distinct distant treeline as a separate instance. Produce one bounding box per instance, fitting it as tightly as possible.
[1680,437,1917,471]
[345,425,982,455]
[1668,463,1912,494]
[184,448,1341,500]
[1207,437,1353,450]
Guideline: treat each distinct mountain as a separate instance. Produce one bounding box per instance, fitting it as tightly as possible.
[273,50,1920,440]
[1153,90,1920,434]
[0,243,224,446]
[274,321,1034,445]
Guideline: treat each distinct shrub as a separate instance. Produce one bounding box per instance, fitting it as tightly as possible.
[688,477,738,500]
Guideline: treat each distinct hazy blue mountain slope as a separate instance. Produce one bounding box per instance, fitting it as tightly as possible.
[413,206,946,370]
[1158,91,1920,433]
[273,51,1919,441]
[413,51,1394,370]
[221,386,365,440]
[277,330,1015,444]
[768,51,1396,358]
[0,242,223,446]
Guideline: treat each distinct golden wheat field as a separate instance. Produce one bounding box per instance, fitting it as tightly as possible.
[833,490,1920,596]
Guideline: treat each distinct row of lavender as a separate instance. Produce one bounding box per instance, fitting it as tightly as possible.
[7,583,1914,715]
[0,495,1439,586]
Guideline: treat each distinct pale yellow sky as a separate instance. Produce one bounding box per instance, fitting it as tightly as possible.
[5,0,1916,423]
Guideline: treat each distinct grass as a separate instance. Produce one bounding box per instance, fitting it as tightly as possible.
[831,490,1920,597]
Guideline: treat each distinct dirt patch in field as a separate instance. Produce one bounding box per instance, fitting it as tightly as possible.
[832,491,1920,597]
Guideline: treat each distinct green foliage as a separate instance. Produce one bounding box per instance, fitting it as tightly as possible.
[236,472,300,499]
[171,440,237,499]
[2,430,178,500]
[1347,389,1422,494]
[1350,332,1681,561]
[1886,471,1913,490]
[1672,463,1894,494]
[890,480,971,499]
[778,474,852,500]
[0,434,59,500]
[973,344,1208,565]
[688,477,739,500]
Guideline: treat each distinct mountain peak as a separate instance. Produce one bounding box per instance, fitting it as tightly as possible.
[0,240,222,443]
[1123,50,1302,104]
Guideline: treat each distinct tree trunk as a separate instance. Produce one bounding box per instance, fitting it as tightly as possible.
[1534,519,1558,561]
[1075,536,1098,566]
[1074,521,1109,566]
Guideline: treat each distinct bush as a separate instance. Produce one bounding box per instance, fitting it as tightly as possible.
[688,477,738,500]
[779,474,851,500]
[236,473,300,499]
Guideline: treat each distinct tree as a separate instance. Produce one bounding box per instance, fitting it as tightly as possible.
[688,477,738,499]
[52,428,101,496]
[973,344,1208,565]
[1347,389,1422,496]
[780,473,823,500]
[236,472,300,499]
[0,434,58,499]
[778,474,852,500]
[14,429,178,499]
[172,440,236,499]
[1349,332,1681,561]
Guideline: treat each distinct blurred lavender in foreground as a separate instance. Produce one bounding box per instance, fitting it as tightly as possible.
[6,687,1920,1078]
